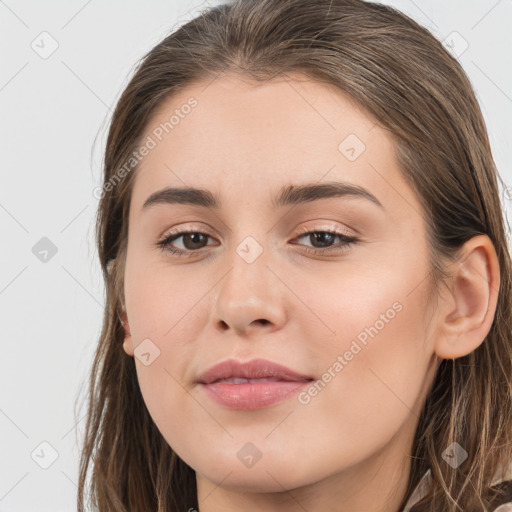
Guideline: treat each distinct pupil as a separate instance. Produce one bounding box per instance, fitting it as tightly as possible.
[185,233,207,249]
[312,232,334,247]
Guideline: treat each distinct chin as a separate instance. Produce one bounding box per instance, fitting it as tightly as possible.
[197,457,314,493]
[206,471,301,493]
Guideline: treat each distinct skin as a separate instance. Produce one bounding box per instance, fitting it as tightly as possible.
[121,73,500,511]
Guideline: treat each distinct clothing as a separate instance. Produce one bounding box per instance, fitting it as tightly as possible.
[402,462,512,511]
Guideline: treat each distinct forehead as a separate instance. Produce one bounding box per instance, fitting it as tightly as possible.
[130,72,418,220]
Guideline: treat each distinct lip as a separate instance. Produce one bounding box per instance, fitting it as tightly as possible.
[196,358,314,411]
[197,358,313,384]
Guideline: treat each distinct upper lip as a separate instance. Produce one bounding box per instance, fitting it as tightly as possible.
[196,358,314,384]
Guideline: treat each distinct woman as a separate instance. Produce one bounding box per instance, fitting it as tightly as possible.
[77,0,512,510]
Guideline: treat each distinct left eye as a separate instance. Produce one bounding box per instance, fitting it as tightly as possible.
[294,230,357,251]
[156,229,359,257]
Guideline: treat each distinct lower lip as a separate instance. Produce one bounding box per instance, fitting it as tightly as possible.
[199,380,311,410]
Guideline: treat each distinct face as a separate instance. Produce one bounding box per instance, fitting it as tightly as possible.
[122,73,441,499]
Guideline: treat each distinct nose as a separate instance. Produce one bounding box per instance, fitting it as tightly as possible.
[210,242,287,337]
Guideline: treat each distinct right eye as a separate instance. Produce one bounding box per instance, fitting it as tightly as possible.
[156,230,217,257]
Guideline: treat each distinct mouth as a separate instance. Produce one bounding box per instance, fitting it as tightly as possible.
[197,358,314,410]
[212,377,287,384]
[197,357,313,384]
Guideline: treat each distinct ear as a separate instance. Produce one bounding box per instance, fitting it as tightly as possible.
[434,234,500,359]
[121,310,134,357]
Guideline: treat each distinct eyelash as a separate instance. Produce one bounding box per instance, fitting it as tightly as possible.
[156,226,359,259]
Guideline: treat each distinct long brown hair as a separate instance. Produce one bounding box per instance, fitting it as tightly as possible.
[76,0,512,510]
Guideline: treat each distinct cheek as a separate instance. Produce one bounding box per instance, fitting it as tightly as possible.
[124,252,202,341]
[123,255,213,451]
[294,262,433,454]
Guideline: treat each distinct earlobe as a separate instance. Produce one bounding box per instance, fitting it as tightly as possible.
[121,311,134,357]
[434,235,500,360]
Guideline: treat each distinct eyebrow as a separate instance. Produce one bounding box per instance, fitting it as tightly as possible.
[141,181,384,211]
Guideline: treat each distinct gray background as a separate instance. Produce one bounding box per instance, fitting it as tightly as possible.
[1,0,511,510]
